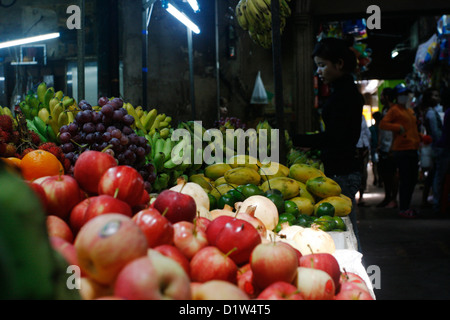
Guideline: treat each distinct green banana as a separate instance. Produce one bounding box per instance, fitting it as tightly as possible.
[43,87,55,111]
[162,138,174,160]
[0,163,80,299]
[51,102,63,122]
[33,116,50,140]
[62,98,74,108]
[160,127,170,139]
[236,0,249,30]
[37,82,47,104]
[58,111,69,128]
[54,90,64,101]
[27,94,40,110]
[26,119,48,143]
[153,152,166,172]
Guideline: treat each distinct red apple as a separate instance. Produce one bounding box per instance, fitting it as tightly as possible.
[205,215,234,245]
[190,246,238,283]
[154,244,190,276]
[27,181,48,211]
[152,189,197,223]
[299,253,341,292]
[69,198,91,236]
[46,215,74,243]
[257,281,304,300]
[236,264,260,298]
[194,216,211,234]
[132,207,174,248]
[250,241,299,290]
[83,195,132,223]
[49,236,79,268]
[334,280,374,300]
[79,277,114,300]
[74,214,148,285]
[213,218,262,265]
[192,280,249,300]
[98,165,145,207]
[73,150,117,195]
[114,250,191,300]
[39,175,83,220]
[295,267,335,300]
[172,221,208,260]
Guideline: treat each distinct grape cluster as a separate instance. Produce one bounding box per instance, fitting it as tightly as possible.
[59,98,155,192]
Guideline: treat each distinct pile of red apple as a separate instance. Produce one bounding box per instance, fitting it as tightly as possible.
[31,150,373,300]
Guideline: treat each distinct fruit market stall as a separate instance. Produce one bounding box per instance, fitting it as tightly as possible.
[0,86,375,300]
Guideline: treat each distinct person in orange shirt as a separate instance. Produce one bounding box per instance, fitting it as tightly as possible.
[379,84,421,218]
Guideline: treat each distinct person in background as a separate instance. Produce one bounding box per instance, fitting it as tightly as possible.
[421,88,442,207]
[356,115,371,206]
[432,88,450,214]
[379,84,421,218]
[377,88,398,208]
[293,37,364,251]
[369,111,382,188]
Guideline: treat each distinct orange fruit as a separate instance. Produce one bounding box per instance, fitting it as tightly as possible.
[1,157,22,170]
[21,150,64,181]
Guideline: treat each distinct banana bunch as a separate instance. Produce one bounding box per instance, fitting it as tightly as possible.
[20,82,76,143]
[235,0,292,49]
[124,103,172,138]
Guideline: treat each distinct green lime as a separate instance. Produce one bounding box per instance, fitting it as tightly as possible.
[333,216,347,231]
[228,188,245,202]
[242,184,263,198]
[296,216,311,227]
[218,193,237,209]
[266,193,285,214]
[315,215,337,229]
[284,200,300,217]
[315,202,335,217]
[315,220,335,232]
[264,189,283,197]
[279,212,296,225]
[208,193,218,210]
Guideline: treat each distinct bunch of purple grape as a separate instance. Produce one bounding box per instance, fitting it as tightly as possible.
[213,117,246,130]
[59,97,156,192]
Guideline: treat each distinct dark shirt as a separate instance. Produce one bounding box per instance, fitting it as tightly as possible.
[293,74,364,176]
[436,107,450,149]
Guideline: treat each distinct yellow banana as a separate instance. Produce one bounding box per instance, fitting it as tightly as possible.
[51,102,64,122]
[38,108,51,124]
[0,107,3,116]
[58,111,69,127]
[142,108,158,131]
[125,103,146,133]
[37,82,47,104]
[2,107,13,118]
[235,0,249,30]
[67,111,74,124]
[159,127,170,139]
[48,116,60,139]
[49,98,60,114]
[54,90,64,101]
[62,98,74,108]
[135,106,144,119]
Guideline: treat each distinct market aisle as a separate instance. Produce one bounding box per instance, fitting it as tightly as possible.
[357,164,450,300]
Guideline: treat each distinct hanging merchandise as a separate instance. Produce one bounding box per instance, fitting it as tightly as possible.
[250,71,268,104]
[437,15,450,37]
[414,33,440,73]
[342,19,368,40]
[235,0,292,49]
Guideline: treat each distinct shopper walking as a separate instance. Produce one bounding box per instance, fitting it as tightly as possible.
[356,115,371,206]
[432,89,450,214]
[293,37,364,250]
[379,84,421,218]
[369,111,382,188]
[377,88,399,208]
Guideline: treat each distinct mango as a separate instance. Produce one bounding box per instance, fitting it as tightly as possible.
[259,162,290,181]
[296,181,316,204]
[314,196,352,217]
[210,183,239,200]
[306,176,342,199]
[260,177,300,200]
[289,163,325,183]
[288,196,315,216]
[189,174,214,192]
[227,154,262,171]
[224,167,261,186]
[204,163,232,181]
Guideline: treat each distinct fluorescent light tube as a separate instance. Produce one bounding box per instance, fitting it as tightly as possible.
[0,32,60,49]
[186,0,199,12]
[166,3,200,34]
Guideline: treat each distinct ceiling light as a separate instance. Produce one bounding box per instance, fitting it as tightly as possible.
[0,33,60,49]
[186,0,200,12]
[164,2,200,34]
